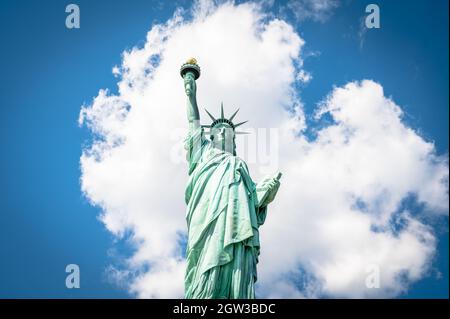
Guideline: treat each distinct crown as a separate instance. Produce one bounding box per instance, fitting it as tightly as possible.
[202,102,248,135]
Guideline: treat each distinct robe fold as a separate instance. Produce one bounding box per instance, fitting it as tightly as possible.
[184,126,267,299]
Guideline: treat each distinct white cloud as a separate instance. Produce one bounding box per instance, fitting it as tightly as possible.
[259,80,448,298]
[287,0,339,23]
[297,69,312,84]
[79,1,448,298]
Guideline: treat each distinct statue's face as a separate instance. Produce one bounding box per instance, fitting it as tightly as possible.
[184,72,196,97]
[211,123,236,155]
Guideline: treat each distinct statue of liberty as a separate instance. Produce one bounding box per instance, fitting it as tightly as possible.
[181,58,281,299]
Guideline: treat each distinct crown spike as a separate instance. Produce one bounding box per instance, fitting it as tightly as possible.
[204,108,216,121]
[229,108,240,121]
[202,103,249,133]
[234,120,248,128]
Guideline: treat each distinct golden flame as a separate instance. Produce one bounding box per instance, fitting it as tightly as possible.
[186,57,198,65]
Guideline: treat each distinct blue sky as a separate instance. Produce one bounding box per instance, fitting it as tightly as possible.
[0,0,448,298]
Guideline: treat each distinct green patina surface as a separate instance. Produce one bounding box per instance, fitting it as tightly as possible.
[181,59,281,299]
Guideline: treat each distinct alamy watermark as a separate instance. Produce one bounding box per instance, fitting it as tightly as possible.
[65,264,80,289]
[365,263,380,289]
[65,4,80,29]
[170,127,280,175]
[365,4,380,29]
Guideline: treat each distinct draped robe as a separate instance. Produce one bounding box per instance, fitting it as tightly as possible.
[184,126,267,299]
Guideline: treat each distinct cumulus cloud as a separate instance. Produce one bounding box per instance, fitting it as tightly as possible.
[261,80,448,298]
[79,1,448,298]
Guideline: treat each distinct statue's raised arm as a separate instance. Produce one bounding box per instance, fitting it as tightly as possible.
[180,58,201,130]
